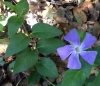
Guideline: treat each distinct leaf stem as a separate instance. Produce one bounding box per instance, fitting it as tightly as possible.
[22,23,28,35]
[44,77,56,86]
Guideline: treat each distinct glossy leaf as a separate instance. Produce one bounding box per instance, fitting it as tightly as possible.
[87,83,93,86]
[79,56,92,78]
[35,58,58,78]
[5,33,30,57]
[85,76,95,86]
[94,46,100,65]
[61,69,86,86]
[73,8,87,23]
[57,82,62,86]
[0,24,4,31]
[92,72,100,86]
[8,16,24,38]
[83,83,92,86]
[16,0,29,16]
[78,30,86,42]
[32,23,62,39]
[3,1,16,11]
[14,47,38,74]
[0,58,5,65]
[37,38,65,54]
[28,71,41,85]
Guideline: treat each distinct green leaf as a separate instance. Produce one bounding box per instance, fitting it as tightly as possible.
[14,47,38,74]
[0,24,4,31]
[32,23,62,39]
[0,58,5,65]
[79,56,92,78]
[37,38,65,54]
[3,1,16,11]
[16,0,29,16]
[83,83,93,86]
[87,76,96,83]
[28,71,41,85]
[0,17,7,26]
[86,83,93,86]
[94,46,100,65]
[92,72,100,86]
[5,33,30,57]
[35,58,58,78]
[78,30,86,42]
[85,76,96,86]
[61,69,86,86]
[8,16,24,38]
[9,61,15,69]
[0,17,5,21]
[73,12,82,24]
[0,38,9,43]
[57,82,62,86]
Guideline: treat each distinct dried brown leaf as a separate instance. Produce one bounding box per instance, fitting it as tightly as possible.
[29,1,40,12]
[73,7,87,23]
[69,22,82,28]
[79,2,98,21]
[0,0,5,12]
[42,5,56,19]
[87,21,95,24]
[95,0,100,10]
[78,24,87,33]
[91,68,99,76]
[65,6,74,21]
[95,40,100,46]
[54,17,68,23]
[58,23,72,34]
[87,21,100,37]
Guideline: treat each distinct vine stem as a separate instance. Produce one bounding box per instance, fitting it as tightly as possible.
[22,23,28,35]
[44,77,56,86]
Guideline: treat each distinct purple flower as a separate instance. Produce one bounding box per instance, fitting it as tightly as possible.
[57,29,97,69]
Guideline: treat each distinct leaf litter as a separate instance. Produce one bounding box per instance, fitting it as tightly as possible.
[0,0,100,86]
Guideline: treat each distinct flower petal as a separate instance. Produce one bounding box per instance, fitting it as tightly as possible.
[64,29,80,46]
[80,51,97,65]
[57,45,74,60]
[67,52,81,69]
[81,33,96,50]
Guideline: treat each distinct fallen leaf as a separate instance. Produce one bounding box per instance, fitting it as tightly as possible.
[87,21,100,37]
[29,1,40,12]
[69,22,82,28]
[95,40,100,46]
[95,0,100,10]
[73,7,87,23]
[42,5,56,19]
[0,0,5,12]
[79,2,98,21]
[54,17,68,23]
[65,6,74,21]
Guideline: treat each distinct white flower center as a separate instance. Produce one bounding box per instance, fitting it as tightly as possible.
[75,47,80,51]
[75,46,81,53]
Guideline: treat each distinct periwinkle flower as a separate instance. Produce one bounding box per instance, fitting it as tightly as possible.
[57,29,97,69]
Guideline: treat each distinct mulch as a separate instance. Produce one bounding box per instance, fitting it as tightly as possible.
[0,0,100,86]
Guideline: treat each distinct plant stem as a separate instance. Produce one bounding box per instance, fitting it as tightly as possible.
[44,77,56,86]
[22,23,28,35]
